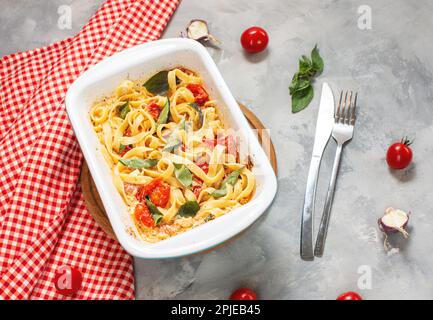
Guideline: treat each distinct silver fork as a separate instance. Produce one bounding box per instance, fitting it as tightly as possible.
[314,91,358,257]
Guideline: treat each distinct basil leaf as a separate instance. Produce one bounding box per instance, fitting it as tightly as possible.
[143,70,169,96]
[289,73,310,95]
[211,167,244,198]
[311,45,324,73]
[145,197,163,225]
[291,85,314,113]
[299,56,313,74]
[163,135,181,152]
[118,144,126,154]
[119,158,158,169]
[158,98,170,125]
[189,102,203,128]
[177,201,200,217]
[119,101,130,119]
[174,164,192,187]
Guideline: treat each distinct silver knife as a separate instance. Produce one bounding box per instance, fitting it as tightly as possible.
[300,83,334,261]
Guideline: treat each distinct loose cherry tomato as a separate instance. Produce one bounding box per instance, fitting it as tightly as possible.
[230,288,257,300]
[53,265,83,296]
[337,291,363,300]
[150,183,170,208]
[386,137,413,170]
[134,203,154,228]
[240,26,269,53]
[186,84,209,105]
[146,102,161,120]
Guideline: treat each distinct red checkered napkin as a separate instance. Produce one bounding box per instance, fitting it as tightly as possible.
[0,0,179,300]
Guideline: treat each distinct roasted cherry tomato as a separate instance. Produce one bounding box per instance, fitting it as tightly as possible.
[186,84,209,105]
[134,203,154,228]
[150,183,170,208]
[386,137,413,170]
[192,185,202,198]
[124,128,132,137]
[337,291,363,300]
[241,26,269,53]
[197,162,209,174]
[53,265,83,296]
[146,102,161,120]
[136,178,162,201]
[230,288,257,300]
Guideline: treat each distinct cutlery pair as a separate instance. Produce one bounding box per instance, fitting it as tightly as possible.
[300,83,358,260]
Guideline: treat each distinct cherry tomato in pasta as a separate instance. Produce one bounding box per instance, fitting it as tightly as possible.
[146,102,161,120]
[134,203,154,228]
[136,178,162,202]
[197,162,209,174]
[192,186,202,199]
[150,183,170,208]
[186,84,209,105]
[119,145,132,156]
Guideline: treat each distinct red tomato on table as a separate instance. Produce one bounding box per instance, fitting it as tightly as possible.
[337,291,363,300]
[186,84,209,105]
[386,138,413,170]
[53,265,83,296]
[134,203,154,228]
[230,288,257,300]
[241,26,269,53]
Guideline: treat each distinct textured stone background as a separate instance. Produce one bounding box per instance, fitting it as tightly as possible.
[2,0,433,299]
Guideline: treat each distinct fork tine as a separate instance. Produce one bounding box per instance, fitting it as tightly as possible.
[346,91,352,124]
[336,91,343,121]
[340,91,348,123]
[350,92,357,125]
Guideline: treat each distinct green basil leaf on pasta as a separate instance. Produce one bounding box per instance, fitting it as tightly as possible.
[118,144,126,154]
[174,164,193,187]
[119,158,158,169]
[162,135,181,152]
[143,70,169,96]
[177,201,200,217]
[157,98,170,125]
[189,102,203,128]
[119,101,130,119]
[145,197,163,225]
[211,167,244,198]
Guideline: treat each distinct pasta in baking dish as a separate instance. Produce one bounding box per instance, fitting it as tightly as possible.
[90,68,255,243]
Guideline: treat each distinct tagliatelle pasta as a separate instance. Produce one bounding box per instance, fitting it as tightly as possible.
[90,68,255,243]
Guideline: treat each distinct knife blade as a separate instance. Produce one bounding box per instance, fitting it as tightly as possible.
[300,82,334,261]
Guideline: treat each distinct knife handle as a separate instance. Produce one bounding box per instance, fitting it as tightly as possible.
[300,155,321,261]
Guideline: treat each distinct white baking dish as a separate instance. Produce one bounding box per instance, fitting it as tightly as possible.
[65,38,277,259]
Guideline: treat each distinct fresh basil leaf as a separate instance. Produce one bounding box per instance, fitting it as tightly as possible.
[143,70,169,96]
[119,101,130,119]
[189,102,203,128]
[289,74,310,95]
[145,197,163,225]
[311,45,324,73]
[163,135,181,152]
[291,85,314,113]
[119,144,126,154]
[174,164,193,187]
[119,158,158,169]
[158,98,170,125]
[211,167,244,198]
[177,201,200,217]
[299,55,313,74]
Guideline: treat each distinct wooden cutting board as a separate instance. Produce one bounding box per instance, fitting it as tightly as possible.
[80,104,277,240]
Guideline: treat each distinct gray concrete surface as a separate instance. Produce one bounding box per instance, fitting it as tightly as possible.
[2,0,433,299]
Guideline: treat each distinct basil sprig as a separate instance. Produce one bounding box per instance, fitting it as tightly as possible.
[145,197,163,225]
[211,167,244,198]
[189,102,203,128]
[174,164,193,187]
[289,45,324,113]
[177,201,200,217]
[119,101,130,119]
[157,98,170,125]
[143,70,169,96]
[119,158,158,169]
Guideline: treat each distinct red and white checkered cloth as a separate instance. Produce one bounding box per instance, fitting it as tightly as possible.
[0,0,179,300]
